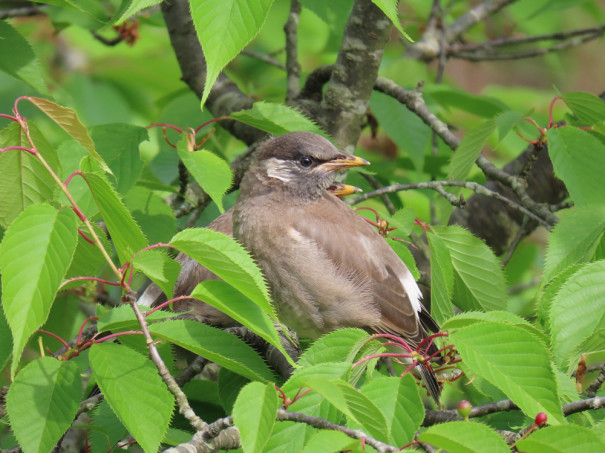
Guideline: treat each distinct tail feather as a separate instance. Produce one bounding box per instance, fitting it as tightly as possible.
[416,363,441,406]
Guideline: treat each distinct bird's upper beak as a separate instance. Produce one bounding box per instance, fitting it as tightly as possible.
[328,182,363,198]
[321,155,371,172]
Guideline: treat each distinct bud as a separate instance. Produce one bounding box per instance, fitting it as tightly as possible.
[457,400,472,419]
[534,412,547,427]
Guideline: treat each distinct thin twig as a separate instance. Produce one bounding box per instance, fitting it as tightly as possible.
[349,180,550,228]
[241,49,285,69]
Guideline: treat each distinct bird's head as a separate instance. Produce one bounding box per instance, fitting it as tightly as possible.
[251,132,370,199]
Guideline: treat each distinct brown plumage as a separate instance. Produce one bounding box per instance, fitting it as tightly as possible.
[232,132,440,399]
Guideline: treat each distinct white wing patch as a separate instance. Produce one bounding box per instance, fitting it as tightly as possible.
[400,271,422,314]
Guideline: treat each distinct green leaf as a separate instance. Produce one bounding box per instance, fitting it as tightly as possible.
[299,0,352,34]
[230,101,328,137]
[89,123,148,194]
[0,309,12,373]
[370,0,413,41]
[550,260,605,372]
[190,280,288,358]
[0,22,49,95]
[517,424,605,452]
[302,430,358,453]
[361,375,423,446]
[448,118,496,181]
[177,141,233,213]
[89,342,175,453]
[428,232,454,324]
[89,400,128,453]
[0,122,59,228]
[233,382,279,453]
[125,186,177,246]
[433,226,508,312]
[0,204,77,377]
[428,87,507,118]
[297,328,371,367]
[544,206,605,283]
[386,238,420,281]
[370,91,430,171]
[6,358,81,453]
[150,319,276,382]
[442,311,549,346]
[133,250,180,301]
[96,304,180,333]
[562,91,605,126]
[170,228,275,318]
[450,322,565,424]
[301,377,389,442]
[418,421,510,453]
[536,264,583,333]
[112,0,162,24]
[547,126,605,207]
[191,0,276,107]
[26,97,111,174]
[83,171,148,264]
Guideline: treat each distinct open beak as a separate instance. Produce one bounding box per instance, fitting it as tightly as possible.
[321,155,371,172]
[328,182,363,198]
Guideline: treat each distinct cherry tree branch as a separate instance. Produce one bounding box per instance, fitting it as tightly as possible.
[284,0,302,101]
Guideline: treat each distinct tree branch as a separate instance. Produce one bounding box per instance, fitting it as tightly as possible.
[317,0,391,150]
[284,0,302,101]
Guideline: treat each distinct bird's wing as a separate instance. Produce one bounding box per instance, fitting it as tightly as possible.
[292,194,433,346]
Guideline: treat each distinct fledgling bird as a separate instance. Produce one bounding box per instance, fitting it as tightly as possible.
[232,132,440,399]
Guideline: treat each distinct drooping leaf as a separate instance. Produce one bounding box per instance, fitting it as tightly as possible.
[550,260,605,372]
[370,0,413,41]
[190,280,288,358]
[233,382,279,453]
[133,250,180,301]
[89,123,148,195]
[169,228,274,317]
[89,400,128,453]
[0,122,59,228]
[562,91,605,126]
[547,126,605,207]
[450,321,565,424]
[112,0,162,24]
[190,0,276,107]
[517,424,605,452]
[0,22,49,95]
[83,171,148,264]
[301,377,389,442]
[0,204,77,377]
[177,140,233,213]
[428,232,454,324]
[150,319,276,382]
[230,101,328,137]
[386,238,420,281]
[448,118,496,181]
[433,225,508,312]
[25,97,111,173]
[418,421,510,453]
[6,358,82,453]
[361,375,423,446]
[89,343,175,453]
[543,206,605,283]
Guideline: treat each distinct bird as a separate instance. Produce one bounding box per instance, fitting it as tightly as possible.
[232,131,441,399]
[137,182,362,327]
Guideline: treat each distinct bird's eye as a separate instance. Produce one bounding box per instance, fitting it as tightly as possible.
[299,156,313,168]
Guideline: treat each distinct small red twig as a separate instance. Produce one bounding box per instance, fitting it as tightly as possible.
[77,316,98,345]
[38,330,70,350]
[77,228,96,245]
[146,295,194,316]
